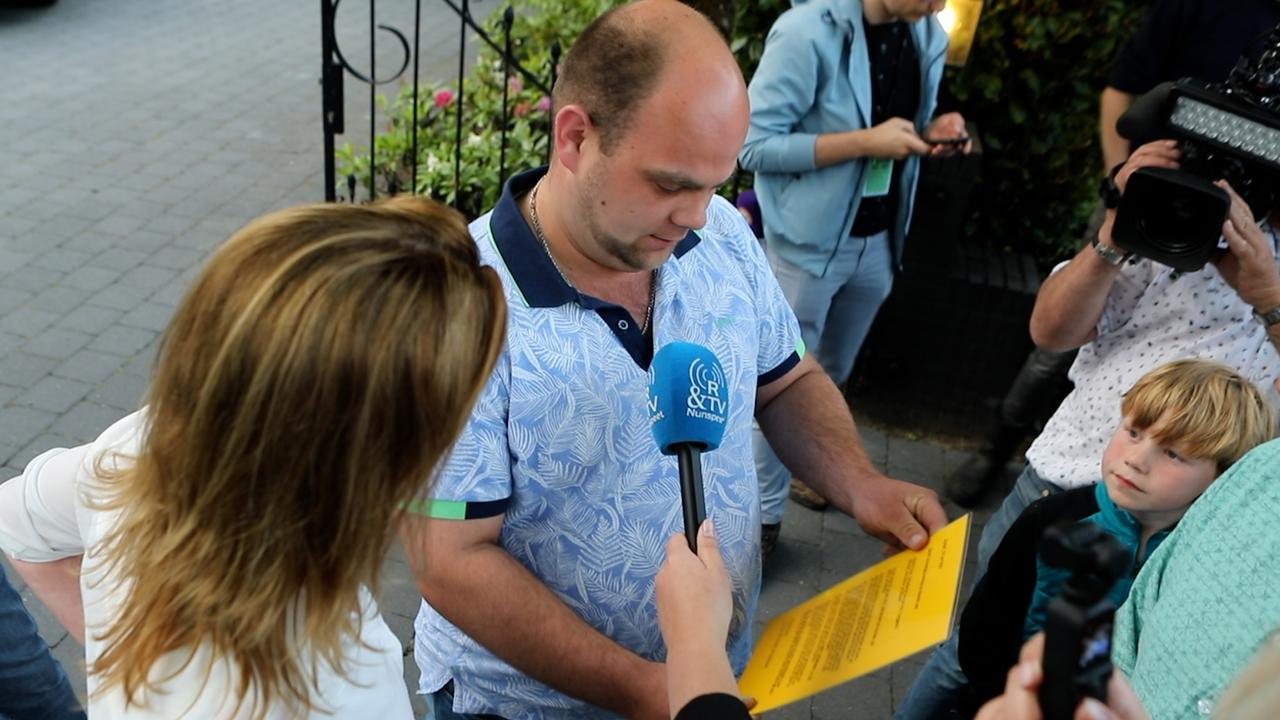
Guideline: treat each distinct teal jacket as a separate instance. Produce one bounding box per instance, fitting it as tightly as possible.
[1114,438,1280,719]
[1023,483,1170,638]
[739,0,948,277]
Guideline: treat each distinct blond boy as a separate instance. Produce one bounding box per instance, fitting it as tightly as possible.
[953,358,1275,710]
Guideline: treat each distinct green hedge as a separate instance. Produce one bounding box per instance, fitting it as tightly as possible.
[950,1,1148,263]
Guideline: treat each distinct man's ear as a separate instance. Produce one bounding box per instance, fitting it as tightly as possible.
[553,104,592,174]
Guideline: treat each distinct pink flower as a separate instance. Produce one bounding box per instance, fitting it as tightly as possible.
[514,101,531,118]
[535,95,552,113]
[507,76,523,94]
[433,88,454,109]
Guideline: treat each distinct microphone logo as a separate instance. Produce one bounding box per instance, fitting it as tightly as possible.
[686,357,727,422]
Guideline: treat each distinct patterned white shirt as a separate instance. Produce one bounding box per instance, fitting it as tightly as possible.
[412,169,804,718]
[1026,224,1280,490]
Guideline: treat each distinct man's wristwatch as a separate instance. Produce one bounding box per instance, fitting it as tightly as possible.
[1091,234,1131,266]
[1256,304,1280,328]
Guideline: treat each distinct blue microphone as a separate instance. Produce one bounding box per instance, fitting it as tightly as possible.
[648,342,729,550]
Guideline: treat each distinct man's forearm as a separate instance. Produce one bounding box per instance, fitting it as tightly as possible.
[418,543,664,718]
[756,367,878,515]
[1099,88,1133,172]
[814,130,874,168]
[1030,219,1125,351]
[9,555,84,644]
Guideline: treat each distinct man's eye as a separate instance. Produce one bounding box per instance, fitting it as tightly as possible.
[655,183,680,194]
[1126,428,1139,439]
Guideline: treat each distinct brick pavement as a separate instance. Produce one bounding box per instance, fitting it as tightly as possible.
[0,1,1002,717]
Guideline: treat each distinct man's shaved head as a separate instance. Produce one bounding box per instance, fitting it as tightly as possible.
[553,0,735,152]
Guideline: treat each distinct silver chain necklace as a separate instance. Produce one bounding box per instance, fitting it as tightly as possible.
[528,178,658,335]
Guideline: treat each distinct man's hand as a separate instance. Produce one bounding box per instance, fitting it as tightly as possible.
[975,634,1148,720]
[1210,180,1280,312]
[924,111,972,156]
[862,117,931,160]
[849,473,948,552]
[1113,139,1179,193]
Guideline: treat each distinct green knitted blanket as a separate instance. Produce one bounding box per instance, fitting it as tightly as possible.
[1112,438,1280,718]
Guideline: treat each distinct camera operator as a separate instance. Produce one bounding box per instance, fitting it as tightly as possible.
[1031,142,1280,359]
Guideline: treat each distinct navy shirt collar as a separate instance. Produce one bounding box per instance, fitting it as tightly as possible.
[490,167,702,308]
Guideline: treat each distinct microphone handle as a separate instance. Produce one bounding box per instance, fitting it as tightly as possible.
[676,444,707,551]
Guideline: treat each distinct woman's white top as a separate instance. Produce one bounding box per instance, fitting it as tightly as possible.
[0,411,414,719]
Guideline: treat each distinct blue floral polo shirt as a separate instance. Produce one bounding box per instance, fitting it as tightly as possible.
[412,168,803,718]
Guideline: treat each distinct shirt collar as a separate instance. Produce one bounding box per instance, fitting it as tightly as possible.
[490,167,702,308]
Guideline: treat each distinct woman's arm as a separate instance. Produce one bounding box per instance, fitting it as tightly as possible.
[8,555,84,644]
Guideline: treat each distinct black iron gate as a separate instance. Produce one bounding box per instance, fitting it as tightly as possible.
[319,0,559,207]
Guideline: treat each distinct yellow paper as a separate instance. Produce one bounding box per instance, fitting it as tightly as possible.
[739,514,971,713]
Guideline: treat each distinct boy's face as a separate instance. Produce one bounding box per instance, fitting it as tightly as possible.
[1101,412,1218,530]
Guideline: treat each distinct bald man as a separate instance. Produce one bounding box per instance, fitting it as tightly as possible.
[399,3,946,718]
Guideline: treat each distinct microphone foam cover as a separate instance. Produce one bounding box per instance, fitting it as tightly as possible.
[648,342,729,455]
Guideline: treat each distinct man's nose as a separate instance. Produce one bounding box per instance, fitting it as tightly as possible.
[670,192,709,231]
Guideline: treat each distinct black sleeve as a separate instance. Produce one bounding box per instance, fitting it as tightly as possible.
[673,693,752,720]
[956,486,1100,705]
[1107,0,1194,94]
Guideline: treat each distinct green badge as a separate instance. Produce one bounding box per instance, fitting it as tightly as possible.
[862,157,893,198]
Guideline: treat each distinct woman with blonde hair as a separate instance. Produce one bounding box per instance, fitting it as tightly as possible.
[0,196,506,718]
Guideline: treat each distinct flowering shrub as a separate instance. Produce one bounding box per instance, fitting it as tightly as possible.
[335,0,614,216]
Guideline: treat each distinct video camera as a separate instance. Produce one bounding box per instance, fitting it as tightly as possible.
[1037,522,1130,720]
[1111,23,1280,271]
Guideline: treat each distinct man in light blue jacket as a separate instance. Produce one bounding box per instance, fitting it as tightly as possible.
[740,0,968,546]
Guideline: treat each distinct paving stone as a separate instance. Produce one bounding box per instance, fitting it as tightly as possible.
[144,245,204,271]
[112,228,173,253]
[118,264,176,292]
[28,285,91,316]
[0,248,34,273]
[55,305,123,335]
[0,331,21,357]
[92,247,150,273]
[61,265,121,293]
[0,442,16,469]
[0,307,59,338]
[49,402,127,445]
[2,265,63,295]
[85,283,149,312]
[118,302,173,334]
[29,248,92,274]
[0,286,32,315]
[120,347,160,379]
[88,325,156,357]
[37,215,95,244]
[0,405,57,450]
[88,372,147,413]
[23,327,93,360]
[53,349,129,385]
[14,375,93,415]
[140,214,196,238]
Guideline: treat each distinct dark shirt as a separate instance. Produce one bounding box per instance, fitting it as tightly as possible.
[1108,0,1280,93]
[674,693,751,720]
[851,19,920,237]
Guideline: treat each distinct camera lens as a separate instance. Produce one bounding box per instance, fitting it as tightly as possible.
[1140,199,1202,254]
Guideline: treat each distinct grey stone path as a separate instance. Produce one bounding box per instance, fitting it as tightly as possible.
[0,1,1005,717]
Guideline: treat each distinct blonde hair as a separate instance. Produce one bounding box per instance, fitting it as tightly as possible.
[1122,359,1275,473]
[89,196,506,716]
